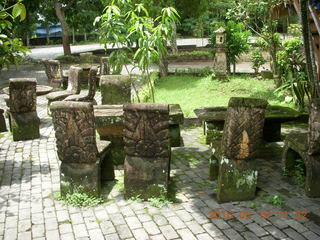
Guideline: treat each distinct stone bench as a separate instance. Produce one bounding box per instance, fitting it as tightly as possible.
[94,104,184,165]
[195,105,302,144]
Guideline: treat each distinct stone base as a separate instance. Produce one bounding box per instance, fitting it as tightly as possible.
[282,133,320,197]
[0,109,7,132]
[124,156,169,200]
[60,161,101,197]
[217,158,257,203]
[9,112,40,141]
[169,124,182,147]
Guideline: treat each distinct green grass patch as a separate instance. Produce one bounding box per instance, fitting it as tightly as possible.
[152,75,293,117]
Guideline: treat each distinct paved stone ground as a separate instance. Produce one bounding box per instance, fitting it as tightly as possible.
[0,92,320,240]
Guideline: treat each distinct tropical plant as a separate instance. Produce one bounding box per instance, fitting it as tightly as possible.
[251,50,266,74]
[275,24,313,109]
[0,0,30,71]
[95,0,180,102]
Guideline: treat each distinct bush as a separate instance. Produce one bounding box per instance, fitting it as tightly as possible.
[251,50,266,74]
[169,51,212,57]
[55,55,80,63]
[174,67,214,77]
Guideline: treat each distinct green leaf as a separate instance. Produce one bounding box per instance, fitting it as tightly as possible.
[12,4,22,18]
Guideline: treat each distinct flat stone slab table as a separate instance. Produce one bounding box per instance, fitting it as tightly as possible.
[94,104,184,165]
[3,85,53,96]
[194,105,302,143]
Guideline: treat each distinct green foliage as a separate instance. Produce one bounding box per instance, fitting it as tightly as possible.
[54,191,105,208]
[275,25,313,110]
[267,195,285,206]
[251,50,266,74]
[0,1,30,71]
[169,50,211,57]
[96,0,180,102]
[174,67,214,77]
[210,21,251,73]
[293,159,306,186]
[148,196,172,208]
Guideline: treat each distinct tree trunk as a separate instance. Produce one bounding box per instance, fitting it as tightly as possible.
[54,1,71,55]
[26,33,30,47]
[171,22,178,54]
[84,32,87,41]
[72,28,75,44]
[301,0,320,96]
[46,25,50,45]
[233,63,236,74]
[159,51,168,78]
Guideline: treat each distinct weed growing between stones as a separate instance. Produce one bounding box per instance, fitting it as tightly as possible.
[293,159,306,186]
[267,195,286,206]
[54,191,106,208]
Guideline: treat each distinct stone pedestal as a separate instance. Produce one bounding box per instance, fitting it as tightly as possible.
[42,59,63,88]
[51,101,113,197]
[9,78,40,141]
[216,97,267,202]
[100,57,110,75]
[10,112,40,141]
[123,103,170,200]
[100,75,131,104]
[217,159,258,202]
[0,109,7,132]
[60,161,101,197]
[168,104,184,147]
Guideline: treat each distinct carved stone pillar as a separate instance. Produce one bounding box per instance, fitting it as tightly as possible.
[100,57,110,75]
[100,75,131,104]
[9,78,40,141]
[217,97,268,202]
[50,101,113,197]
[0,109,7,132]
[123,103,170,199]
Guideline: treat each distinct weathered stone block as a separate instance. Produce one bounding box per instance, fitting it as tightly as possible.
[60,161,101,197]
[0,109,7,132]
[222,98,268,160]
[124,156,169,199]
[123,103,170,200]
[100,57,110,75]
[10,112,40,141]
[217,158,258,203]
[100,75,131,104]
[9,78,37,113]
[51,101,114,197]
[42,59,63,88]
[169,124,181,147]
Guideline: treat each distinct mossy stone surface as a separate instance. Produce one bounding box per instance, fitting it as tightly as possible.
[60,161,101,197]
[10,112,40,141]
[217,158,257,203]
[169,124,182,147]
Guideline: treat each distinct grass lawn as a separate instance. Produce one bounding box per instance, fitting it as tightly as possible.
[153,74,293,117]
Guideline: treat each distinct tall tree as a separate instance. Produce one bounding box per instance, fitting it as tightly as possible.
[54,0,76,55]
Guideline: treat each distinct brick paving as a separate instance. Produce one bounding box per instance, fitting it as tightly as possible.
[0,92,320,240]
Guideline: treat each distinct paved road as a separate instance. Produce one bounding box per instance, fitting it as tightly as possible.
[27,38,211,59]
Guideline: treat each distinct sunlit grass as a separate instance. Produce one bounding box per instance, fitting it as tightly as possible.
[153,74,293,117]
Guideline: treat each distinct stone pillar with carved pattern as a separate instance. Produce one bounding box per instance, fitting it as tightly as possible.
[123,103,170,200]
[217,97,268,202]
[9,78,40,141]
